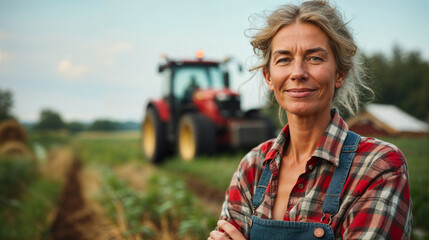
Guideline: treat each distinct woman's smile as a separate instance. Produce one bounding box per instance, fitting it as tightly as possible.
[285,87,317,98]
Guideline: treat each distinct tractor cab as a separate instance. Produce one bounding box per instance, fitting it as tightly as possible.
[158,53,243,126]
[159,59,228,109]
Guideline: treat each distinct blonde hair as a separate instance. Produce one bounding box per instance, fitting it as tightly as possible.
[249,0,372,116]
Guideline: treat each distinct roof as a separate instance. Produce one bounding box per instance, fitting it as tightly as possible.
[365,104,429,133]
[158,59,219,72]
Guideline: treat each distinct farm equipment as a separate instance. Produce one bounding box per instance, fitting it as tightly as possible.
[142,51,276,163]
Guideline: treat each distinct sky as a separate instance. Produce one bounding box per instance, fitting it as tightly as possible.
[1,0,428,123]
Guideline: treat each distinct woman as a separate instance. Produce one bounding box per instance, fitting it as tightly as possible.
[209,1,412,239]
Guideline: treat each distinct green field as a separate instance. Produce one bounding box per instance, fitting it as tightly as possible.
[1,131,427,239]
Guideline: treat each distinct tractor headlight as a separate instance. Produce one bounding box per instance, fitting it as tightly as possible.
[216,92,230,101]
[215,93,241,118]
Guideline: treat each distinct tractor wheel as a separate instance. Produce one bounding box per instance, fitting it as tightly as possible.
[142,107,166,163]
[177,113,215,161]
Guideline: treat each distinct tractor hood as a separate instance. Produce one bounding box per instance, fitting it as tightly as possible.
[192,88,242,123]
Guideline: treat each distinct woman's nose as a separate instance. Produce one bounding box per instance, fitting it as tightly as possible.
[290,61,308,81]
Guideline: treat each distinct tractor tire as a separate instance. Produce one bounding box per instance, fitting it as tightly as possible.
[177,113,215,161]
[142,107,166,163]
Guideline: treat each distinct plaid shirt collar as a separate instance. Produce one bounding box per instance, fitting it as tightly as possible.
[263,108,349,167]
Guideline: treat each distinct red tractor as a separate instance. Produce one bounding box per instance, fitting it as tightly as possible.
[142,52,276,163]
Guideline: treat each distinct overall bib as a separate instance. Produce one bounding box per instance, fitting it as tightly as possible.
[249,131,360,240]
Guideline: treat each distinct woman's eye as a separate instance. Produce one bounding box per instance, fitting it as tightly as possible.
[308,56,323,62]
[276,58,290,64]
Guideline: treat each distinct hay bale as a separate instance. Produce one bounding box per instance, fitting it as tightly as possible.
[0,141,32,157]
[0,119,27,146]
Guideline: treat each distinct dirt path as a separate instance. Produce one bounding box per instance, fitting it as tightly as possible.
[47,148,122,240]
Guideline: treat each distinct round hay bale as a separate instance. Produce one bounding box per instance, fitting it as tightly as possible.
[0,141,32,157]
[0,119,27,146]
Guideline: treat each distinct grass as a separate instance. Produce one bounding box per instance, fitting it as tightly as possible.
[0,156,38,200]
[72,136,142,166]
[0,155,62,240]
[162,154,243,191]
[0,178,62,239]
[28,130,70,150]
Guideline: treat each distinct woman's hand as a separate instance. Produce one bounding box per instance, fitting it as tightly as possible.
[208,220,246,240]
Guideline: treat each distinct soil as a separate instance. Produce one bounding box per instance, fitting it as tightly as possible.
[183,175,225,215]
[48,150,122,240]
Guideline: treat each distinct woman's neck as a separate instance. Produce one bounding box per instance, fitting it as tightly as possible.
[284,110,332,165]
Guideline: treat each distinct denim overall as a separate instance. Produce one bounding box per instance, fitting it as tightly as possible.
[249,131,360,239]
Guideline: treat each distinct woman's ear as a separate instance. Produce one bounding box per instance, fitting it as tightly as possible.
[263,67,274,91]
[335,71,346,88]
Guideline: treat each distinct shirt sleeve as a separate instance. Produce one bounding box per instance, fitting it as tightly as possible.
[218,149,263,239]
[342,149,412,239]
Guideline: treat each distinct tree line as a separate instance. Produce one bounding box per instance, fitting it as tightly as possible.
[0,92,138,132]
[362,45,429,121]
[29,109,139,132]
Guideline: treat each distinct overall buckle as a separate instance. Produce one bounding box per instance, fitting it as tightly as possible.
[321,213,333,225]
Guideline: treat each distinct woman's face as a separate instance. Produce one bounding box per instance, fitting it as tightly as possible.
[264,22,345,118]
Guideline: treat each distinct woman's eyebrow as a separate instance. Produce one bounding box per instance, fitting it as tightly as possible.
[305,47,329,55]
[272,50,292,57]
[272,47,329,57]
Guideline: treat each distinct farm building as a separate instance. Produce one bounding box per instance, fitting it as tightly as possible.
[347,103,429,137]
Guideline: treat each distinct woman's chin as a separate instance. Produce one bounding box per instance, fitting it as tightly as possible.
[283,104,329,118]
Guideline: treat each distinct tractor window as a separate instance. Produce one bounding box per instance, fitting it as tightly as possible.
[173,65,224,101]
[160,68,171,98]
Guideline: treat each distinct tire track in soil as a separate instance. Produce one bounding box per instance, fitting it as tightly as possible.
[183,175,225,215]
[50,154,122,240]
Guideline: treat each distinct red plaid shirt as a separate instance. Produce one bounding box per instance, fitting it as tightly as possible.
[219,109,412,239]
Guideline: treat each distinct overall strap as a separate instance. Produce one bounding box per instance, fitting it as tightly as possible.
[252,160,272,209]
[322,131,360,222]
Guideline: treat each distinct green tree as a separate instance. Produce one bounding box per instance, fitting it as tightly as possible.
[363,45,429,120]
[67,121,87,133]
[89,119,118,131]
[0,89,14,122]
[34,109,66,130]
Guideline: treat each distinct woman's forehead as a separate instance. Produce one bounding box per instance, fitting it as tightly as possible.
[271,23,332,53]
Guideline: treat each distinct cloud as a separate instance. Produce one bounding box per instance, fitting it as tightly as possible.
[57,59,89,78]
[102,42,135,66]
[55,41,134,80]
[110,42,134,54]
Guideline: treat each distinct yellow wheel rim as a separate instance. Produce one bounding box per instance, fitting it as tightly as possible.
[179,121,196,161]
[142,115,155,158]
